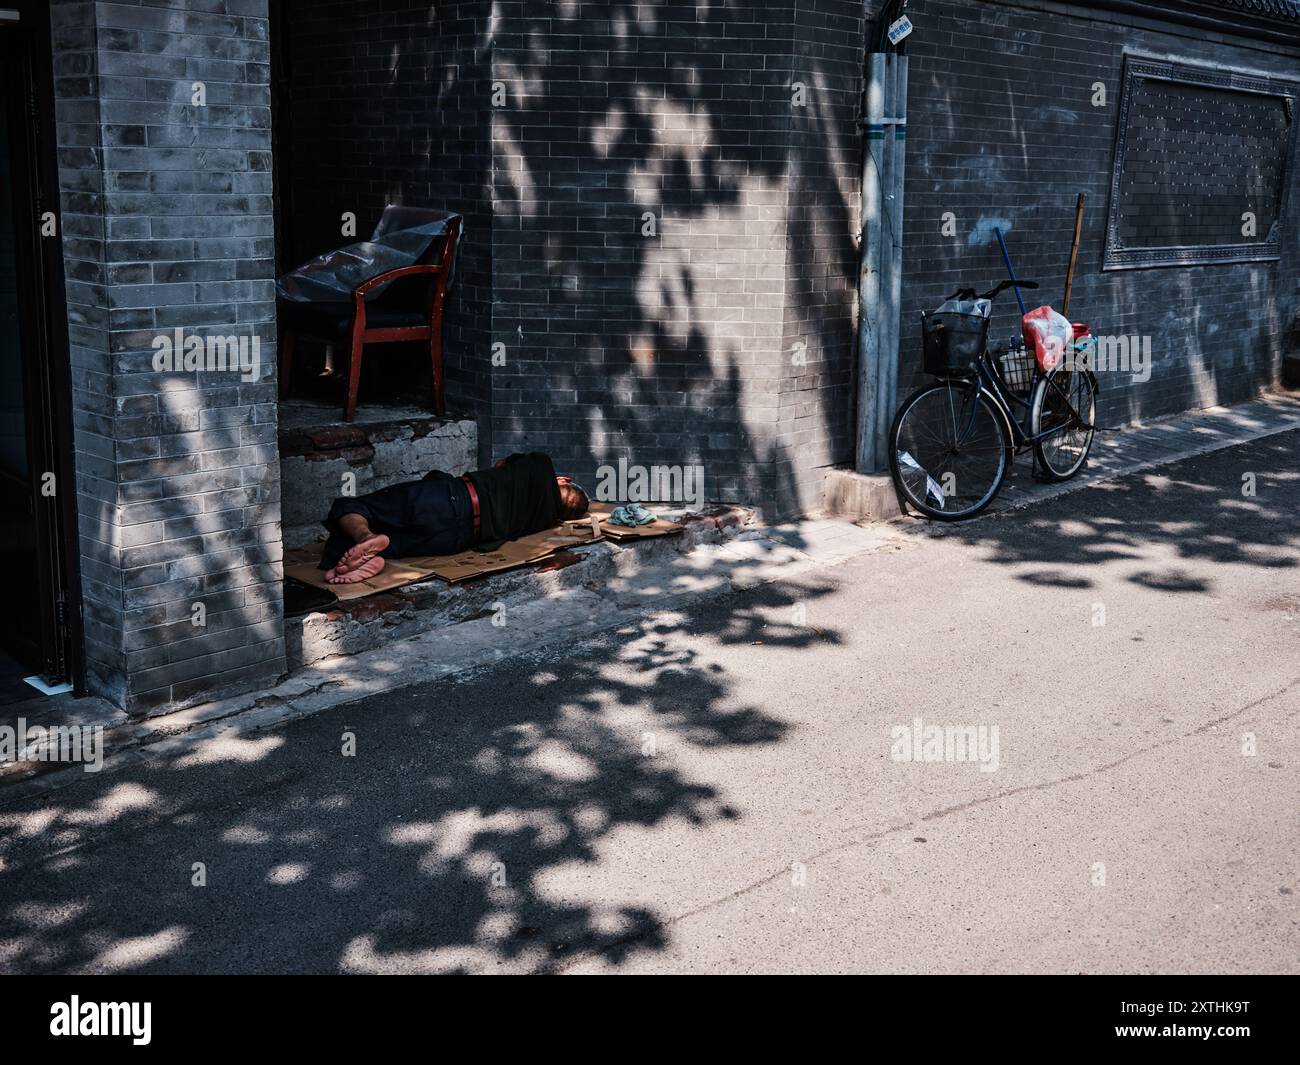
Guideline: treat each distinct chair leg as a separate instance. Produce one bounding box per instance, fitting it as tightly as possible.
[278,330,296,400]
[343,326,365,422]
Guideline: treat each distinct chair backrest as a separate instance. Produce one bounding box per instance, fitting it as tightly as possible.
[368,207,462,312]
[370,205,458,265]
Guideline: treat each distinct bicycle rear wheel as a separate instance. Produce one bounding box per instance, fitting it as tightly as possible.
[1030,366,1096,481]
[889,380,1011,521]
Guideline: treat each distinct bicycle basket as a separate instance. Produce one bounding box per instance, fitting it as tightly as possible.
[921,309,991,377]
[998,347,1034,396]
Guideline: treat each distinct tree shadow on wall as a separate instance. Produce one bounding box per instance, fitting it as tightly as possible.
[484,0,864,518]
[275,0,865,514]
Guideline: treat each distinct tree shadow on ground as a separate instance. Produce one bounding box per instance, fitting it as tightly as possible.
[900,429,1300,595]
[0,577,840,974]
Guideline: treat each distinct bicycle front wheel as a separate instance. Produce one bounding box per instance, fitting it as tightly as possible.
[1030,366,1097,481]
[889,380,1011,521]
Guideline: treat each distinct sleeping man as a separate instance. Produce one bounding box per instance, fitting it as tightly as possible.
[320,451,590,584]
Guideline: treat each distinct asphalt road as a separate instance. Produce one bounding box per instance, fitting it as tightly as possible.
[1,430,1297,974]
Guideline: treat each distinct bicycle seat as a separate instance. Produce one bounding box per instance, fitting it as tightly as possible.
[1072,323,1090,338]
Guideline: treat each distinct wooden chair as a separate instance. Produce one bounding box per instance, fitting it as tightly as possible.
[278,212,461,421]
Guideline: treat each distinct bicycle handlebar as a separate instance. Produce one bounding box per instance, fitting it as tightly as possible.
[945,279,1040,302]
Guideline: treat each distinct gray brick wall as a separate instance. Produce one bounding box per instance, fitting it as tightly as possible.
[274,0,863,513]
[40,0,1300,712]
[781,0,866,505]
[274,0,493,456]
[891,0,1300,422]
[50,0,285,713]
[489,0,867,518]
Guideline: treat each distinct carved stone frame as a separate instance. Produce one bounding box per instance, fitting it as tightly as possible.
[1103,53,1297,271]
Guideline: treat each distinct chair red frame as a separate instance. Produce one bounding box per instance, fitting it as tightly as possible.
[278,214,461,421]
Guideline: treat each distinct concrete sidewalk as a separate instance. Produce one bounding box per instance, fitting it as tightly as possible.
[2,426,1295,974]
[3,390,1297,800]
[0,513,906,802]
[993,391,1300,512]
[824,390,1300,520]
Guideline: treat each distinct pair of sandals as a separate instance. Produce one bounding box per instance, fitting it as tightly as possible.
[608,502,656,527]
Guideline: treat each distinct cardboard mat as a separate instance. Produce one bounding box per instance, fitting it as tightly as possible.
[588,503,683,541]
[284,505,681,602]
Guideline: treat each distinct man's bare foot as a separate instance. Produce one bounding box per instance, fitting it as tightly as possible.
[333,533,390,575]
[325,554,386,585]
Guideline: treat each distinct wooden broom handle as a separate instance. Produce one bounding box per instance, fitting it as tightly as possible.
[1063,193,1085,317]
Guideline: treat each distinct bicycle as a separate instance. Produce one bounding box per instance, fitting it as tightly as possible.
[888,278,1098,521]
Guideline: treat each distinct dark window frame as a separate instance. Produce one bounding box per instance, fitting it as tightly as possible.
[1103,52,1298,271]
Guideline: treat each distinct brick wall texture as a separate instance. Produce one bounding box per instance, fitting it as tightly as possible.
[50,0,284,712]
[893,0,1300,424]
[277,0,1299,519]
[43,0,1300,707]
[276,0,866,516]
[489,0,866,517]
[1111,78,1289,255]
[274,0,493,454]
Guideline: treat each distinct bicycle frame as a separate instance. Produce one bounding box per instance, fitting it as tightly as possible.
[951,348,1095,452]
[931,278,1095,455]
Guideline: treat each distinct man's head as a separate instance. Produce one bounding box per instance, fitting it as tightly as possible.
[557,477,590,520]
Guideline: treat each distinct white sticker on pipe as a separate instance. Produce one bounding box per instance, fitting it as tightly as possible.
[887,15,913,45]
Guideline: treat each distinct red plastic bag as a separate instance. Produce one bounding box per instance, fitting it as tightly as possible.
[1022,305,1072,372]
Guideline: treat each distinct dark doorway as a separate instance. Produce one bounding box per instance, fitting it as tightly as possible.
[0,4,81,692]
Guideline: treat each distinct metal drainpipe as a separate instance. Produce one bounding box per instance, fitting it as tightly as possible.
[855,50,908,474]
[876,55,907,473]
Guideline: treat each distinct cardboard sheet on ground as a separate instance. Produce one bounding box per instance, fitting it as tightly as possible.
[284,508,681,602]
[589,503,685,541]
